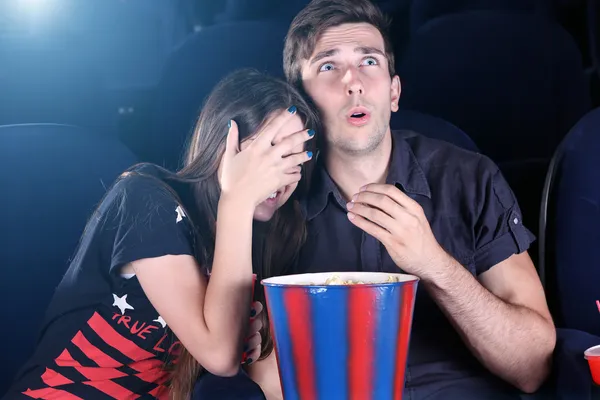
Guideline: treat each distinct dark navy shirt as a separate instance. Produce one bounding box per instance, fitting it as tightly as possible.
[297,130,536,399]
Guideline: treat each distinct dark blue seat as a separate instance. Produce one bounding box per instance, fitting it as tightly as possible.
[398,11,591,249]
[391,109,479,152]
[539,107,600,335]
[409,0,554,34]
[145,19,291,170]
[399,11,590,164]
[0,124,138,393]
[0,40,116,135]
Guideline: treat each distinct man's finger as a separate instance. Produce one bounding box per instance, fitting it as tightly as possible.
[350,191,403,220]
[347,212,392,245]
[346,201,397,234]
[359,183,420,212]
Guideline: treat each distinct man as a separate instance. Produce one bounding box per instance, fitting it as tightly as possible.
[249,0,556,399]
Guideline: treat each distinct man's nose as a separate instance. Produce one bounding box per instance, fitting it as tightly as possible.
[343,67,364,96]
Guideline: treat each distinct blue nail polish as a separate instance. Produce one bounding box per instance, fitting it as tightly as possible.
[228,120,231,128]
[307,151,313,158]
[287,105,297,114]
[246,358,253,364]
[308,129,315,137]
[250,308,256,317]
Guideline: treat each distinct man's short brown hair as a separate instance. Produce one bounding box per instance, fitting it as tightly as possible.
[283,0,395,89]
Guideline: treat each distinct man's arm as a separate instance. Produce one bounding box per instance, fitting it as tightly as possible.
[347,183,556,393]
[424,251,555,393]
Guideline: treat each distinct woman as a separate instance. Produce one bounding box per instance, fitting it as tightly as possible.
[5,69,318,400]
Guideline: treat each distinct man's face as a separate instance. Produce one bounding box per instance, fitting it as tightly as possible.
[300,23,401,156]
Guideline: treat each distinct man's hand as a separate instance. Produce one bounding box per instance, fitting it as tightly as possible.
[346,183,448,279]
[347,184,555,392]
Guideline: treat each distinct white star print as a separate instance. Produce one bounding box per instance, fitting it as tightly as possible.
[112,294,134,315]
[153,316,167,328]
[175,205,186,223]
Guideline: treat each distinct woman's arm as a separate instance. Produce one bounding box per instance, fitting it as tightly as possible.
[247,351,283,400]
[132,197,255,377]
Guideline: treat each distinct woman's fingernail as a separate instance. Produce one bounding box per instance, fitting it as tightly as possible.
[307,129,315,137]
[287,105,296,114]
[307,151,313,158]
[346,202,353,210]
[246,358,253,365]
[250,308,256,317]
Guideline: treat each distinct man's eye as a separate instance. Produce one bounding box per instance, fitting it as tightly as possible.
[319,63,334,72]
[361,57,378,66]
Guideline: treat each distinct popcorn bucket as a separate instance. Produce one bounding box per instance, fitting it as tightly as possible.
[262,272,419,400]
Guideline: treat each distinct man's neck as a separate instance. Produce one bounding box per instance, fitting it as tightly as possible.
[325,132,393,202]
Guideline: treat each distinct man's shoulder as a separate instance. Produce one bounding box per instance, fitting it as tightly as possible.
[393,129,482,162]
[393,129,497,180]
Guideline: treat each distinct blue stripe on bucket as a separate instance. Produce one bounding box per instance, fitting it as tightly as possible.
[373,285,402,399]
[267,286,299,400]
[311,287,349,399]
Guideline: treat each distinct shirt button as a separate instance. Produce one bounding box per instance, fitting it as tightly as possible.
[513,217,519,224]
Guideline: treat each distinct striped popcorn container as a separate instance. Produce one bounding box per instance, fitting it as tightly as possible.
[262,272,419,400]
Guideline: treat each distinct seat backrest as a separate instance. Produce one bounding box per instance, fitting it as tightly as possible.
[64,0,190,91]
[0,39,115,135]
[409,0,552,33]
[391,109,479,152]
[144,19,290,170]
[399,11,590,164]
[0,124,138,392]
[538,107,600,335]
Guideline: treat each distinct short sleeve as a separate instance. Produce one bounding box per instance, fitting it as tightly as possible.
[107,175,195,275]
[472,160,536,275]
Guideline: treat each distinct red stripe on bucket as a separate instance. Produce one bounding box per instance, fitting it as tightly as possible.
[393,283,416,400]
[284,287,317,400]
[348,287,377,400]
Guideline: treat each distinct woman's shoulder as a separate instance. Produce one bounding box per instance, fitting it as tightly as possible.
[101,163,183,218]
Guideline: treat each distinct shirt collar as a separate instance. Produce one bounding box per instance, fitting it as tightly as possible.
[303,130,431,221]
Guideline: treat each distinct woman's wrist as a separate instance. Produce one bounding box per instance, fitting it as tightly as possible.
[218,193,256,219]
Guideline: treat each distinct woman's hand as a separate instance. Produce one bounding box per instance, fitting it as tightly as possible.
[219,107,314,207]
[242,301,264,365]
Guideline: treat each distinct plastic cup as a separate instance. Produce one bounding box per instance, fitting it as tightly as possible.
[262,271,419,400]
[584,345,600,385]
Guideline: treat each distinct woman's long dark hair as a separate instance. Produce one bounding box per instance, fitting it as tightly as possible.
[150,69,320,399]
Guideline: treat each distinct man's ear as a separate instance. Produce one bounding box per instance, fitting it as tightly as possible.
[390,75,401,112]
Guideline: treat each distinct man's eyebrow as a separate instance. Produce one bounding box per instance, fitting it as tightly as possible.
[355,46,385,57]
[309,46,386,65]
[310,49,338,65]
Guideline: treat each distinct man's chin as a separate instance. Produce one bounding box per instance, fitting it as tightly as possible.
[328,129,387,155]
